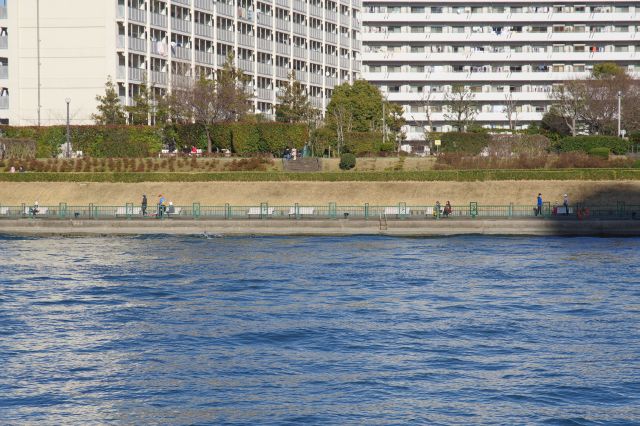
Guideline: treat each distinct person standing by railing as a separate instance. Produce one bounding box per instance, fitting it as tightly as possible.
[563,194,570,216]
[141,194,147,216]
[536,193,543,216]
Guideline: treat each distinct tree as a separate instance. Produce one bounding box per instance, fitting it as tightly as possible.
[331,103,352,155]
[93,76,126,125]
[126,80,154,125]
[326,80,385,132]
[593,62,625,79]
[276,72,315,123]
[163,54,252,153]
[503,93,518,131]
[541,107,572,137]
[550,80,586,137]
[443,85,477,131]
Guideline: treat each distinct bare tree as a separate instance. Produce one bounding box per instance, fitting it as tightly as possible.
[503,93,519,131]
[550,80,586,137]
[443,85,477,131]
[332,103,352,155]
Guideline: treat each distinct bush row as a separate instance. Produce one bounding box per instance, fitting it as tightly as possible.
[556,136,631,155]
[1,169,639,182]
[0,123,309,158]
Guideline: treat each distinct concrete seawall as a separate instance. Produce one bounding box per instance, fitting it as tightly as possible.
[1,218,639,237]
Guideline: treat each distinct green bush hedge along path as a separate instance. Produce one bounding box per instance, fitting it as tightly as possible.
[2,169,640,182]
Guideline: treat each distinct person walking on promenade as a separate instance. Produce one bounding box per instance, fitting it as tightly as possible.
[563,194,569,216]
[444,201,452,217]
[536,193,543,216]
[141,194,148,216]
[158,194,166,218]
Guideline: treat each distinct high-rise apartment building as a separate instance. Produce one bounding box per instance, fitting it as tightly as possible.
[0,0,361,126]
[361,2,640,140]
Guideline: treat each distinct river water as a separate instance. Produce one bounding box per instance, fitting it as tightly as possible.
[0,235,639,425]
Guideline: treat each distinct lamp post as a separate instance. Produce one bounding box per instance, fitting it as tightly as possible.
[65,98,71,158]
[617,91,622,137]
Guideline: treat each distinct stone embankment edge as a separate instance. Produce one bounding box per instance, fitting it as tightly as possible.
[1,219,639,237]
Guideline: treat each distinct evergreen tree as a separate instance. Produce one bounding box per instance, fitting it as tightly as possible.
[92,76,126,125]
[276,72,314,123]
[126,81,153,125]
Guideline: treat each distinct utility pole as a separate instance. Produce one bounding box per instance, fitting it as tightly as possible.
[65,98,71,158]
[617,91,622,137]
[37,0,41,126]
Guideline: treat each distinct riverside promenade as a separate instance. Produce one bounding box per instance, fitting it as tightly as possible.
[1,218,639,237]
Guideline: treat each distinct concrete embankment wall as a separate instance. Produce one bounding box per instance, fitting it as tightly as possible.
[1,218,639,237]
[2,181,640,205]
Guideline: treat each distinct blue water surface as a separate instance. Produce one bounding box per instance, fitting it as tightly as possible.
[0,235,639,425]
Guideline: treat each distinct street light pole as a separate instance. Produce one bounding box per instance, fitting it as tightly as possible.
[65,98,71,158]
[617,91,622,137]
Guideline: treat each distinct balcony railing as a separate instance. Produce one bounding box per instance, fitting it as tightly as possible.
[340,57,349,68]
[173,0,190,6]
[117,66,125,79]
[310,97,323,108]
[310,5,323,17]
[172,75,193,88]
[326,10,337,22]
[217,3,234,17]
[276,0,289,7]
[0,67,8,79]
[310,28,323,40]
[238,58,254,73]
[257,38,272,51]
[195,51,214,65]
[294,46,307,59]
[129,67,146,82]
[171,18,191,33]
[0,96,9,109]
[310,73,323,84]
[0,36,8,49]
[326,33,337,44]
[116,5,124,19]
[295,70,308,81]
[217,54,228,66]
[293,23,306,36]
[293,0,306,12]
[310,50,322,62]
[238,34,255,48]
[129,37,147,53]
[195,23,213,38]
[150,13,167,27]
[257,13,272,27]
[325,76,338,87]
[325,54,338,65]
[174,46,192,60]
[340,35,349,47]
[276,43,290,55]
[276,66,289,78]
[195,0,215,11]
[257,88,273,101]
[217,29,234,43]
[150,71,168,85]
[257,62,272,76]
[129,7,146,23]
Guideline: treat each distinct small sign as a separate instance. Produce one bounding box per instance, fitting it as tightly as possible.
[434,139,441,146]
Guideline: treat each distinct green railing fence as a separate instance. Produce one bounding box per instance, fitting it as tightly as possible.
[2,202,639,220]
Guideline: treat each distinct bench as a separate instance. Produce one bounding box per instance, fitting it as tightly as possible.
[384,206,411,217]
[166,206,182,216]
[115,206,142,216]
[288,207,315,217]
[23,207,49,216]
[247,207,274,217]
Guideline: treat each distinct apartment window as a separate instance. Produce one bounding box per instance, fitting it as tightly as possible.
[411,6,424,13]
[387,65,401,73]
[574,64,585,72]
[615,6,629,13]
[531,26,547,33]
[574,44,585,52]
[552,64,565,72]
[574,5,586,12]
[411,26,424,33]
[614,25,629,32]
[388,6,401,13]
[511,7,522,13]
[615,45,629,52]
[368,65,382,72]
[471,7,483,13]
[553,45,565,52]
[410,65,424,72]
[410,46,425,53]
[491,6,505,13]
[451,26,465,34]
[453,65,465,72]
[553,25,565,33]
[590,25,605,33]
[431,6,443,13]
[574,25,586,32]
[511,46,523,53]
[387,26,401,33]
[510,65,522,72]
[388,85,400,93]
[430,26,443,33]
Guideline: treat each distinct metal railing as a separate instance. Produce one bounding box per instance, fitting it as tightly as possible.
[2,203,638,221]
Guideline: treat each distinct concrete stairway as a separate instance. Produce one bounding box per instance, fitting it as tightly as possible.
[282,158,321,172]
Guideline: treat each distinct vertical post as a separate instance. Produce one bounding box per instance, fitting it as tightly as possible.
[399,202,407,219]
[329,202,337,219]
[617,91,622,137]
[509,202,513,217]
[470,202,478,218]
[89,203,94,219]
[21,203,26,218]
[37,0,41,127]
[294,202,300,220]
[544,201,551,217]
[65,98,71,158]
[225,203,230,219]
[59,202,67,219]
[126,202,133,219]
[364,203,369,220]
[193,202,200,219]
[260,202,268,220]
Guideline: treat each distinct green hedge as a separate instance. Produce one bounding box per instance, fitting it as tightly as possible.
[440,132,491,155]
[557,136,630,155]
[257,123,307,156]
[588,147,610,159]
[339,153,356,170]
[1,169,639,182]
[230,123,261,154]
[344,132,384,155]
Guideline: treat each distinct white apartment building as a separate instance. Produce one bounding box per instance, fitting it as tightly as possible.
[361,1,640,140]
[0,0,361,126]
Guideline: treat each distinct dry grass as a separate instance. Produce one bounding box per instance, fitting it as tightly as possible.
[2,181,640,206]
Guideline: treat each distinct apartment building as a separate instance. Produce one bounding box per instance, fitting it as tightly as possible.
[0,0,361,126]
[361,2,640,140]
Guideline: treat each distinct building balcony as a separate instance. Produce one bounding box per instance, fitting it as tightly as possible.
[294,46,307,59]
[195,23,214,38]
[238,34,255,48]
[361,51,639,62]
[276,18,290,31]
[257,62,272,76]
[352,60,360,70]
[172,75,193,88]
[171,18,191,34]
[129,7,145,23]
[340,35,350,47]
[295,70,308,81]
[0,95,10,109]
[257,88,274,101]
[310,28,323,40]
[326,54,338,66]
[325,76,339,86]
[217,29,234,43]
[150,70,168,85]
[276,66,289,79]
[364,71,590,83]
[217,3,234,18]
[217,54,229,66]
[310,97,324,109]
[174,47,192,61]
[293,0,306,13]
[293,23,307,36]
[238,58,254,73]
[128,37,147,53]
[326,33,337,44]
[276,0,289,7]
[116,5,124,20]
[276,43,290,55]
[326,10,337,23]
[0,36,8,50]
[195,50,214,65]
[361,31,639,43]
[150,12,167,27]
[129,67,146,83]
[310,5,323,18]
[383,91,551,102]
[362,12,639,23]
[257,38,272,52]
[0,67,7,80]
[194,0,215,12]
[310,50,323,63]
[310,73,323,84]
[340,57,349,68]
[257,13,272,27]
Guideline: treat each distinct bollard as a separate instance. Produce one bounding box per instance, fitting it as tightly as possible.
[59,202,68,219]
[364,203,369,220]
[508,202,513,218]
[295,202,300,220]
[260,202,268,219]
[225,203,230,219]
[470,202,478,219]
[329,202,337,219]
[399,202,407,219]
[193,202,201,219]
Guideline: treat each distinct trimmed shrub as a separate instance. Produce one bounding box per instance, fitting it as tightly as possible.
[257,122,307,156]
[0,138,37,159]
[486,134,551,157]
[588,147,610,159]
[230,123,261,154]
[339,153,356,170]
[556,136,630,155]
[440,132,491,155]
